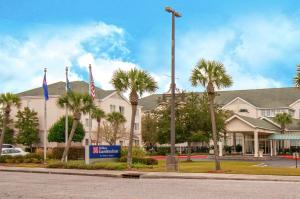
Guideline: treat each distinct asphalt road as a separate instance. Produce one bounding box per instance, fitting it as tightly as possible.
[0,171,299,199]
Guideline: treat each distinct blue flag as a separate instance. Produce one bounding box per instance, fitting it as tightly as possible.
[43,73,49,101]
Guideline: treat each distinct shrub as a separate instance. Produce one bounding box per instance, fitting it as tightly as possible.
[121,147,146,158]
[0,153,43,164]
[47,161,127,170]
[51,147,85,160]
[236,144,243,152]
[156,147,170,155]
[48,116,85,143]
[119,157,158,165]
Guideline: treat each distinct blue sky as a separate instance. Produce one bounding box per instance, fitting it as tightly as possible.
[1,0,300,94]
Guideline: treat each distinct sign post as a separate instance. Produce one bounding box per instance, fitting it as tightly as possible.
[293,152,299,168]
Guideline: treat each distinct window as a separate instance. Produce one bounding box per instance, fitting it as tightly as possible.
[239,109,248,113]
[261,110,266,117]
[134,123,139,131]
[119,106,125,114]
[110,105,116,112]
[266,109,270,117]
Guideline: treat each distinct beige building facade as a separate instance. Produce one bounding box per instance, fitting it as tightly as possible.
[140,87,300,157]
[12,81,142,147]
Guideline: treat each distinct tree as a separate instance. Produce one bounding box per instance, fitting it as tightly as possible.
[106,112,126,145]
[190,59,232,170]
[48,116,85,143]
[141,113,158,148]
[0,93,21,156]
[57,91,94,162]
[274,113,292,134]
[91,107,105,145]
[0,113,14,144]
[111,68,157,167]
[15,107,39,152]
[294,64,300,87]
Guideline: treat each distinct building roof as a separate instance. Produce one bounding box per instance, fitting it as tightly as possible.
[139,87,300,111]
[268,117,300,131]
[235,115,281,131]
[18,81,115,99]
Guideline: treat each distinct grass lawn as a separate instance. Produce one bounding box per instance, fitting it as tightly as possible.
[136,160,300,176]
[2,159,300,176]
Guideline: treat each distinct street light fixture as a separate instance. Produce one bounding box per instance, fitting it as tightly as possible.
[165,6,181,172]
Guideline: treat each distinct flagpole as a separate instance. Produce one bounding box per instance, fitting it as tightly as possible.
[65,66,69,162]
[43,68,47,162]
[88,64,92,145]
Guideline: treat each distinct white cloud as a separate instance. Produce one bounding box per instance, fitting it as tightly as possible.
[0,22,134,93]
[167,14,300,91]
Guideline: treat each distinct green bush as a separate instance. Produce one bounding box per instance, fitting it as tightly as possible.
[47,161,127,170]
[119,157,158,165]
[51,147,84,160]
[48,116,85,143]
[0,153,43,164]
[156,147,170,155]
[236,144,243,152]
[121,147,146,158]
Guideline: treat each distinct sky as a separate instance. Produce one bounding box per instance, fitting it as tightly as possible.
[1,0,300,94]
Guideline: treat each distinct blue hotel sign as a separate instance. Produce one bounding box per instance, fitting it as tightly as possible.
[89,145,121,159]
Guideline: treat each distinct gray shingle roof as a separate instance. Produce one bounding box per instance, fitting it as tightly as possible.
[139,87,300,111]
[237,115,280,131]
[18,81,115,99]
[268,117,300,131]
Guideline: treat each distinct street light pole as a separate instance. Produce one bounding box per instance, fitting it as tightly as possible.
[165,6,181,171]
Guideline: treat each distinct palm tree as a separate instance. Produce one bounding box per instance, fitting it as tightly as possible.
[190,59,232,170]
[91,107,105,145]
[274,112,292,151]
[0,93,21,156]
[274,113,292,134]
[106,112,126,145]
[294,65,300,87]
[57,91,94,162]
[111,68,157,167]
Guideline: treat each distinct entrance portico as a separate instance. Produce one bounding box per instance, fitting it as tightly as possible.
[224,115,280,157]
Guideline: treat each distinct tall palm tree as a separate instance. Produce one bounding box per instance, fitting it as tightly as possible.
[106,112,126,145]
[190,59,232,170]
[294,65,300,87]
[111,68,157,167]
[91,107,105,145]
[274,112,292,134]
[0,93,21,155]
[57,91,94,162]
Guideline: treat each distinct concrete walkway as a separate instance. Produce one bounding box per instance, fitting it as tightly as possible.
[1,166,300,182]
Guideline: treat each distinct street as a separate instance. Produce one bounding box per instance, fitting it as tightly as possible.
[0,171,299,199]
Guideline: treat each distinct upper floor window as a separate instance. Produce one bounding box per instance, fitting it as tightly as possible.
[119,106,125,114]
[239,108,248,113]
[110,105,116,112]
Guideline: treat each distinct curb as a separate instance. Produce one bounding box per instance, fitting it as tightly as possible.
[0,168,122,178]
[1,167,300,182]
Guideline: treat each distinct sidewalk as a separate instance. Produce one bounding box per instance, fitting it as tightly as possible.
[1,166,300,182]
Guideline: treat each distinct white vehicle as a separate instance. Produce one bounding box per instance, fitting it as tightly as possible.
[1,148,29,156]
[2,144,16,149]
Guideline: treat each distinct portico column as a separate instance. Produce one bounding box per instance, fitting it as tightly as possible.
[270,140,273,156]
[254,130,259,157]
[242,134,246,155]
[218,141,223,156]
[274,141,277,156]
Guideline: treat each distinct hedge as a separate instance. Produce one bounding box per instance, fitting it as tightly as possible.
[0,153,43,164]
[50,147,85,160]
[119,157,158,165]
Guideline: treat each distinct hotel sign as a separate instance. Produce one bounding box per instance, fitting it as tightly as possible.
[89,145,121,159]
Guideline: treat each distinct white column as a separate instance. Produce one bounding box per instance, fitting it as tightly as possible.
[270,140,273,156]
[219,141,223,156]
[242,134,246,155]
[254,130,259,157]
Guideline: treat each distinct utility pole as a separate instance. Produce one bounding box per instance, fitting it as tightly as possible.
[165,6,181,171]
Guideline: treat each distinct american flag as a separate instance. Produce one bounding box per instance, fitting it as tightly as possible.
[89,64,95,100]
